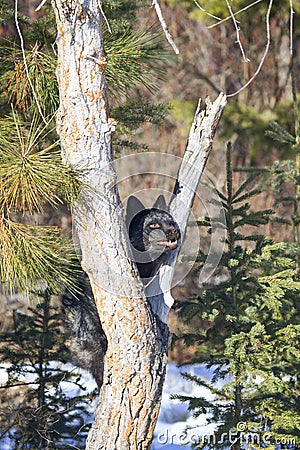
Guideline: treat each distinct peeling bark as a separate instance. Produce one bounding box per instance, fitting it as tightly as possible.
[52,1,226,448]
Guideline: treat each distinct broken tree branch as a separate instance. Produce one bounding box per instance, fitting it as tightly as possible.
[146,93,227,322]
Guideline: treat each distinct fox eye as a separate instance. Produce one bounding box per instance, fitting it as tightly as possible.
[149,223,161,229]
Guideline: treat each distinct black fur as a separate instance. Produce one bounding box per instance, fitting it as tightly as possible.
[128,206,180,279]
[62,196,180,387]
[62,277,107,389]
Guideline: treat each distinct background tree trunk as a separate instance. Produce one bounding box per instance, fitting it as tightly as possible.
[52,1,226,448]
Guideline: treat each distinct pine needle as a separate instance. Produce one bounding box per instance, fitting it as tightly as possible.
[0,218,79,296]
[105,27,167,95]
[0,111,80,215]
[0,44,58,117]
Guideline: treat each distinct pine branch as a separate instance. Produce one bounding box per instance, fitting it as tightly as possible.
[0,45,58,116]
[0,219,79,295]
[105,27,167,94]
[0,112,80,215]
[113,99,169,130]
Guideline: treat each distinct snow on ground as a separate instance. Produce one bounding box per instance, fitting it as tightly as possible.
[0,362,219,449]
[152,363,217,450]
[1,362,294,450]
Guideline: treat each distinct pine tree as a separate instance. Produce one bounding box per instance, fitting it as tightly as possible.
[0,0,170,294]
[0,1,171,448]
[0,289,94,449]
[174,143,300,449]
[0,2,80,295]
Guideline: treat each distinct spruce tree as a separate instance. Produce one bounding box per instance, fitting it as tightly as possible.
[174,143,300,449]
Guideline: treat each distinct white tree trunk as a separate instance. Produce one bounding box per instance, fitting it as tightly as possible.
[52,1,169,448]
[146,94,227,322]
[52,1,226,448]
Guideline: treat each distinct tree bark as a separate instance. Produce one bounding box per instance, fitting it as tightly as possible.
[52,1,226,448]
[52,1,169,449]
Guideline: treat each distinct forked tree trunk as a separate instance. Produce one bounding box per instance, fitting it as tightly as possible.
[52,1,226,448]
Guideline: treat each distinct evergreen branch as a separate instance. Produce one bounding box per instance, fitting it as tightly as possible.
[170,393,211,414]
[233,209,273,224]
[232,189,262,204]
[265,120,296,144]
[105,27,167,94]
[113,140,148,152]
[258,269,298,283]
[178,332,207,346]
[230,203,250,216]
[0,219,79,295]
[209,200,228,211]
[113,99,169,131]
[213,188,228,202]
[234,166,271,173]
[0,45,58,116]
[232,172,261,199]
[238,234,266,242]
[180,372,228,398]
[233,215,271,228]
[270,216,292,225]
[0,112,80,214]
[230,231,266,243]
[266,130,295,144]
[175,300,204,320]
[275,195,296,203]
[260,242,288,255]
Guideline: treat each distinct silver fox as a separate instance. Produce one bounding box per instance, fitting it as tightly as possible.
[62,195,180,388]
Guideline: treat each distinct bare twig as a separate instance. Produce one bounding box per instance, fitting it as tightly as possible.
[152,0,179,55]
[97,0,112,33]
[14,0,48,124]
[207,0,264,29]
[0,381,39,389]
[290,0,294,56]
[225,0,250,63]
[227,0,274,98]
[35,0,47,12]
[193,0,222,21]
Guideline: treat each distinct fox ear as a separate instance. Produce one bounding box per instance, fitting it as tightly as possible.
[153,194,168,212]
[126,196,145,226]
